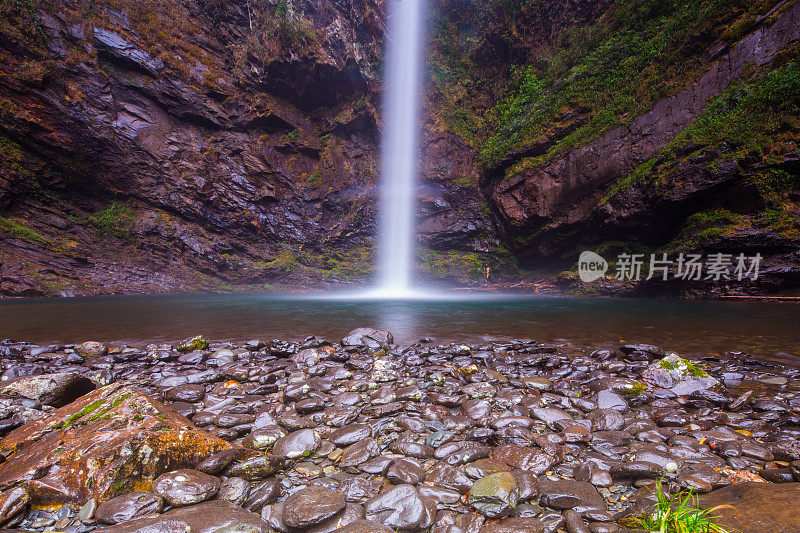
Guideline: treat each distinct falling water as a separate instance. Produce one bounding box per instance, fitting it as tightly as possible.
[376,0,425,298]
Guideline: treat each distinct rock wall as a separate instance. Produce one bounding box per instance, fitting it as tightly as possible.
[487,1,800,251]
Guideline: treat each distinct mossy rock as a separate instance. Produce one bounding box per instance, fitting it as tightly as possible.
[643,354,719,396]
[176,336,209,353]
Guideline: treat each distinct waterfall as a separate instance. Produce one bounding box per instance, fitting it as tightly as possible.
[376,0,425,298]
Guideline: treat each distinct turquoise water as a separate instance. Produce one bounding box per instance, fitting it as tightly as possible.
[0,293,797,365]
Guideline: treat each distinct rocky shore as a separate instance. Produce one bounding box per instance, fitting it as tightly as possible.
[0,330,798,532]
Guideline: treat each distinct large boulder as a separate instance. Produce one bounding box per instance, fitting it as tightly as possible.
[699,482,800,533]
[341,328,393,350]
[642,354,719,395]
[0,372,96,408]
[0,383,234,506]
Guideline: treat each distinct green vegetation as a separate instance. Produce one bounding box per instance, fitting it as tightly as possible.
[428,0,785,176]
[418,247,525,282]
[624,481,729,532]
[87,202,135,239]
[266,249,300,273]
[0,217,50,245]
[484,0,785,171]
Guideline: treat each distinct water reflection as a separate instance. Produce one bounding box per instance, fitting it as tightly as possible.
[0,294,797,366]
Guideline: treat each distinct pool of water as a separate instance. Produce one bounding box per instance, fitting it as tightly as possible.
[0,293,798,365]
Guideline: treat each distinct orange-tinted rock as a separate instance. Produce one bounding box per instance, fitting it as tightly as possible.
[0,383,236,507]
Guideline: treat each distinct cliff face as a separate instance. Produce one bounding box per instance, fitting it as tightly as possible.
[430,0,800,296]
[0,0,390,295]
[1,0,799,297]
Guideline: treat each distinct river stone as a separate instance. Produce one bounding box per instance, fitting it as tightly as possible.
[642,354,719,395]
[75,341,107,358]
[330,424,372,446]
[282,485,346,528]
[176,336,209,353]
[96,491,164,524]
[698,482,800,533]
[0,383,232,506]
[0,372,95,407]
[479,517,545,533]
[98,500,268,533]
[164,384,206,403]
[0,486,29,527]
[468,472,519,518]
[364,484,429,530]
[226,455,286,480]
[537,480,605,513]
[152,469,221,506]
[341,328,393,350]
[333,519,394,532]
[217,477,251,506]
[272,428,320,459]
[242,426,286,451]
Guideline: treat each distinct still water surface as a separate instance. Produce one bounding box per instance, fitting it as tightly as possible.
[0,293,798,365]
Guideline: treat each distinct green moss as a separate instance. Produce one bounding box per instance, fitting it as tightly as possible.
[621,380,647,397]
[428,0,787,178]
[60,399,106,429]
[659,359,676,371]
[0,217,51,245]
[266,249,300,273]
[684,361,708,378]
[87,202,136,240]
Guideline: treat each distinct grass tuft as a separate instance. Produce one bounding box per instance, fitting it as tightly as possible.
[626,481,731,533]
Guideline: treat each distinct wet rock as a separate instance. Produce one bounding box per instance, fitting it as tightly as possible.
[364,484,432,530]
[0,384,232,506]
[273,428,320,459]
[480,517,545,532]
[341,328,393,350]
[243,426,287,451]
[642,355,719,396]
[244,478,282,512]
[96,492,164,524]
[98,499,268,532]
[75,341,108,358]
[537,480,605,513]
[218,477,251,506]
[282,485,346,528]
[699,482,800,533]
[227,455,286,480]
[0,372,95,407]
[152,469,221,506]
[330,424,372,446]
[333,519,394,532]
[386,458,427,484]
[165,384,206,403]
[468,472,519,518]
[0,487,29,527]
[197,449,241,475]
[177,336,210,353]
[340,438,380,468]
